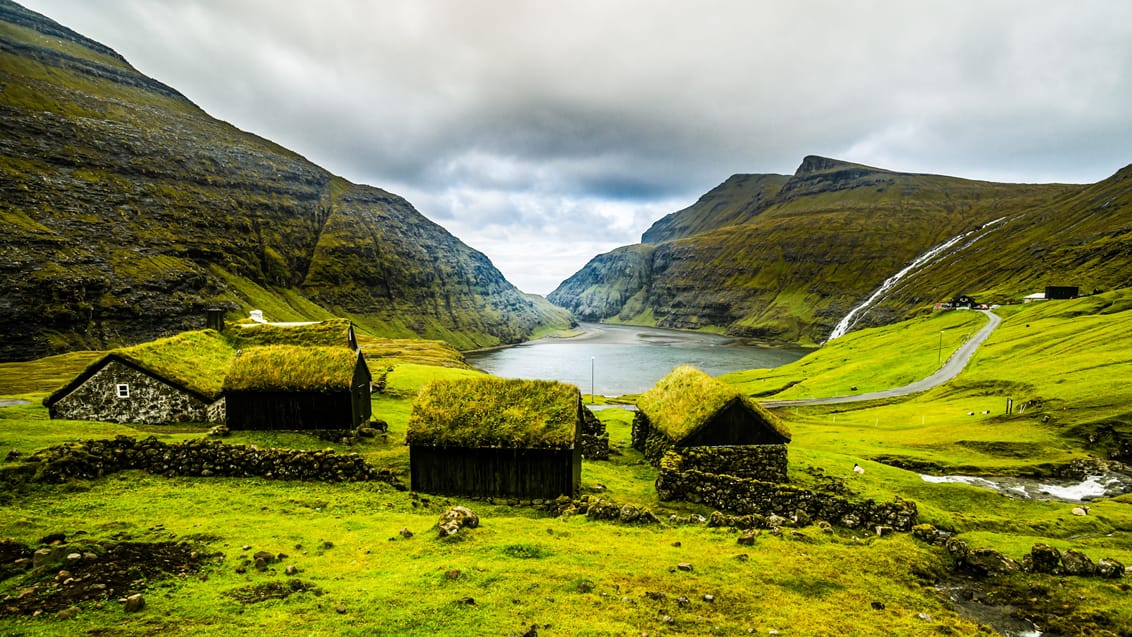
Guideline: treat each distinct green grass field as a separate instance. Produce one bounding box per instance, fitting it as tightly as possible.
[2,291,1131,635]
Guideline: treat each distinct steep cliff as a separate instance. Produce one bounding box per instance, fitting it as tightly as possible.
[0,1,571,361]
[550,155,1132,344]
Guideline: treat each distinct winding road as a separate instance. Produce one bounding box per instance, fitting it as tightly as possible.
[760,310,1002,408]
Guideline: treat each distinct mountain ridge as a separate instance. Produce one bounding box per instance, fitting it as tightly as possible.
[0,0,572,361]
[549,156,1129,343]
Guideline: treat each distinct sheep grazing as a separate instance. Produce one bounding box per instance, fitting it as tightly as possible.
[853,464,865,475]
[1071,505,1090,516]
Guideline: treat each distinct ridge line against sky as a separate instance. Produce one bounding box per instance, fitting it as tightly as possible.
[17,0,1132,295]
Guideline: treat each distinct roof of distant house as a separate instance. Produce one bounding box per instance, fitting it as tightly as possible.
[406,377,580,449]
[223,345,364,392]
[636,365,791,443]
[44,329,235,405]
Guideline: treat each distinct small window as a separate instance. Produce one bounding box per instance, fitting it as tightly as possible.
[116,384,130,398]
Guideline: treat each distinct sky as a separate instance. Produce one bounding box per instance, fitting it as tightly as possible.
[19,1,1132,295]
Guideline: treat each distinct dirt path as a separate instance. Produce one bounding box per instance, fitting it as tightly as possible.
[760,310,1002,408]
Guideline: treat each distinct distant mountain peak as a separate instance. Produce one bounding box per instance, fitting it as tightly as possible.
[794,155,883,176]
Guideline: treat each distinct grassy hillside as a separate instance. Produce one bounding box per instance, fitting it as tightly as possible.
[0,1,573,361]
[550,156,1130,345]
[1,290,1131,635]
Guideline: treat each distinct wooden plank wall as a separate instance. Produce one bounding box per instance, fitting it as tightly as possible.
[409,446,580,499]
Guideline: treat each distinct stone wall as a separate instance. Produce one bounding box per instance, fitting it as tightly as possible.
[49,359,221,424]
[580,407,610,460]
[656,451,918,531]
[669,445,788,483]
[1,435,402,487]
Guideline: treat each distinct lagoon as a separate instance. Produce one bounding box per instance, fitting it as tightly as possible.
[466,322,809,396]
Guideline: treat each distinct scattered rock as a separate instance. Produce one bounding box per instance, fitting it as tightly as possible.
[335,605,346,614]
[1061,549,1096,576]
[965,548,1021,576]
[703,593,715,603]
[122,593,145,612]
[438,506,480,537]
[445,569,461,580]
[870,600,885,610]
[285,565,299,576]
[1028,543,1062,574]
[737,529,758,546]
[57,606,79,620]
[399,527,413,539]
[676,562,693,572]
[1097,557,1126,579]
[456,596,476,606]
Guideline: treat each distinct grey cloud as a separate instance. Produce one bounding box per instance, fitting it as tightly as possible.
[19,0,1132,293]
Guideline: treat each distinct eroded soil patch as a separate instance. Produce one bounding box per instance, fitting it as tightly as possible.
[0,538,213,616]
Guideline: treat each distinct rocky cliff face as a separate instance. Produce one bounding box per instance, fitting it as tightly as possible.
[549,156,1132,344]
[0,1,571,361]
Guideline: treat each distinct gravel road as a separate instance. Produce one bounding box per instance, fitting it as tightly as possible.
[760,310,1002,408]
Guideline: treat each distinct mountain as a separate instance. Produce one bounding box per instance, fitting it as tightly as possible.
[0,1,572,362]
[549,156,1131,344]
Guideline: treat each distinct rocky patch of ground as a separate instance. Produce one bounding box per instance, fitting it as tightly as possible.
[0,534,214,617]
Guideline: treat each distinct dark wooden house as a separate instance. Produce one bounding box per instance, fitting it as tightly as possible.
[223,345,371,430]
[1045,286,1079,300]
[632,365,791,466]
[43,330,233,425]
[406,377,583,499]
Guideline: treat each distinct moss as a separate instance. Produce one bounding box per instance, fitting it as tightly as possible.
[223,345,360,392]
[406,377,580,449]
[637,365,790,443]
[227,319,353,348]
[43,330,236,401]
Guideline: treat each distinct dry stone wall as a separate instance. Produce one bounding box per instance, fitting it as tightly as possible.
[580,407,610,460]
[656,451,917,531]
[669,445,788,483]
[2,435,402,487]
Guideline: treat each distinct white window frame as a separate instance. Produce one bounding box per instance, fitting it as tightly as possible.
[116,383,130,398]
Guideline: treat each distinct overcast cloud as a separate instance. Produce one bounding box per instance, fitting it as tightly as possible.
[19,0,1132,294]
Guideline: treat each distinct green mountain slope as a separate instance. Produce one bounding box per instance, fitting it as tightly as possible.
[0,0,571,361]
[550,155,1129,344]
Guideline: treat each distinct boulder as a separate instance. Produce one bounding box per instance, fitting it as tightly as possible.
[965,548,1020,576]
[1061,549,1096,576]
[1096,557,1126,579]
[1028,543,1062,574]
[438,506,480,537]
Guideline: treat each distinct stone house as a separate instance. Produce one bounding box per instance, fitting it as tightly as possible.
[43,330,232,424]
[45,317,372,429]
[406,377,583,499]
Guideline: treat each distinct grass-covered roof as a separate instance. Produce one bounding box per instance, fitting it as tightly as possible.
[637,365,790,443]
[223,345,362,392]
[228,318,354,348]
[406,377,581,449]
[45,330,235,404]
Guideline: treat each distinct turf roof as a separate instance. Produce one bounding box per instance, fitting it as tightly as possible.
[636,365,790,443]
[222,345,363,392]
[406,377,581,449]
[45,329,236,404]
[228,318,354,348]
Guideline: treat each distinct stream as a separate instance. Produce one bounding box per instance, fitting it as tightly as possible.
[918,472,1132,501]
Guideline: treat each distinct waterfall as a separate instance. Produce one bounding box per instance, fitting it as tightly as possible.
[826,217,1006,342]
